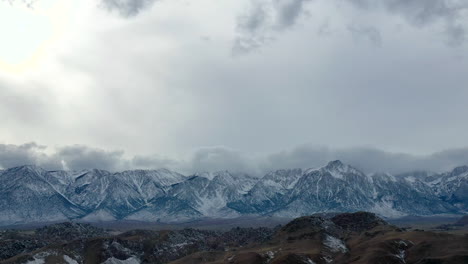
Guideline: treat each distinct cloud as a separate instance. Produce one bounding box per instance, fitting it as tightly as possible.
[347,24,382,47]
[0,143,50,169]
[1,143,468,176]
[348,0,468,46]
[0,143,127,171]
[234,0,468,53]
[189,146,259,175]
[0,143,259,174]
[263,145,468,174]
[56,145,130,171]
[0,81,50,125]
[234,0,311,53]
[100,0,158,17]
[7,0,157,17]
[131,154,182,171]
[275,0,311,29]
[264,146,417,173]
[1,0,468,175]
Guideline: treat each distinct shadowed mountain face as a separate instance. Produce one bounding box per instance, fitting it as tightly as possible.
[1,212,467,264]
[0,161,467,226]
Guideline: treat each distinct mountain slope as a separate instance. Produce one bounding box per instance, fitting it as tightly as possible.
[428,166,468,211]
[230,161,458,218]
[0,166,85,225]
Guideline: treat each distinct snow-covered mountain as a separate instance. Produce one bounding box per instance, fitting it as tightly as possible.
[229,161,456,218]
[424,165,468,211]
[0,166,85,225]
[0,161,467,226]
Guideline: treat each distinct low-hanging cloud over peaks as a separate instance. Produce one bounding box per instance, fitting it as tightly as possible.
[1,142,468,176]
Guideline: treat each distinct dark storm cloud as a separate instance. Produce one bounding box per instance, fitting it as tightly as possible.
[100,0,158,17]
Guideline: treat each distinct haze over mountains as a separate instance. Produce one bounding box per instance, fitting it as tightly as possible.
[1,160,467,226]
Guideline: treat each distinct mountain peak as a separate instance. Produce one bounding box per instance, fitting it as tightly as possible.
[319,160,364,180]
[451,165,468,175]
[325,160,345,169]
[16,164,40,170]
[8,165,45,174]
[194,171,231,180]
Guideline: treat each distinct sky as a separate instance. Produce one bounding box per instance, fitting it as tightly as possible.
[0,0,468,174]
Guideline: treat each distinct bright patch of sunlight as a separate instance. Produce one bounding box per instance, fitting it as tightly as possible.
[0,0,73,73]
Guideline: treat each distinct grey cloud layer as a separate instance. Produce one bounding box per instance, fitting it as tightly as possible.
[0,143,257,174]
[10,0,467,47]
[234,0,311,53]
[0,143,51,170]
[1,0,468,171]
[265,145,468,174]
[0,81,50,125]
[106,0,467,47]
[347,24,382,47]
[6,0,158,17]
[100,0,158,17]
[235,0,468,52]
[349,0,468,46]
[1,143,468,175]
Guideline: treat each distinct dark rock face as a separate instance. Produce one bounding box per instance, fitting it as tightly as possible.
[0,239,45,261]
[331,211,387,232]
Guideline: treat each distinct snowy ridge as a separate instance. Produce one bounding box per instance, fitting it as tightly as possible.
[0,161,467,225]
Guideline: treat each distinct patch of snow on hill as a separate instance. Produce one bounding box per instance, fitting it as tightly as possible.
[371,200,407,218]
[102,257,140,264]
[63,255,79,264]
[324,235,347,253]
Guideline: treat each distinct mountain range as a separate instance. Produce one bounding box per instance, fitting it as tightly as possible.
[0,160,467,226]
